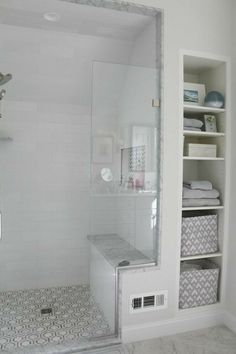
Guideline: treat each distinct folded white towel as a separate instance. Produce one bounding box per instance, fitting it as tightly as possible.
[184,118,203,128]
[183,180,213,190]
[182,198,220,207]
[182,187,219,199]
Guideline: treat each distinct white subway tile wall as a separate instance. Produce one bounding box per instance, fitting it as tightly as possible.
[0,10,157,290]
[0,25,132,291]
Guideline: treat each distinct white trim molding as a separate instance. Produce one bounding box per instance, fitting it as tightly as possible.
[122,311,224,343]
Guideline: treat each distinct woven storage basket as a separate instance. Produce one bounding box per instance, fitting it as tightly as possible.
[181,215,218,257]
[179,260,219,309]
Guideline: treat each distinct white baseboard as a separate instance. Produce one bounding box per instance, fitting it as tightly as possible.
[223,312,236,333]
[122,311,224,343]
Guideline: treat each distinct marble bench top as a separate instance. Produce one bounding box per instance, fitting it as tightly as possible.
[87,234,152,268]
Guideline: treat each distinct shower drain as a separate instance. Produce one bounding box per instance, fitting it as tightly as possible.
[41,307,53,315]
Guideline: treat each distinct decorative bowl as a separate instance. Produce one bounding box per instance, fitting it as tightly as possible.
[204,91,224,108]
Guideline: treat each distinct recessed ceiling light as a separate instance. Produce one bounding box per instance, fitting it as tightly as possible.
[43,12,61,22]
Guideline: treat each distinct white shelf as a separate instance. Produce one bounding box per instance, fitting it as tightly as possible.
[184,104,225,114]
[183,156,224,161]
[180,252,222,261]
[182,206,224,211]
[183,131,225,138]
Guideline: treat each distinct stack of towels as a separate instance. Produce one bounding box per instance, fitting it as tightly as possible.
[182,180,220,207]
[184,118,203,131]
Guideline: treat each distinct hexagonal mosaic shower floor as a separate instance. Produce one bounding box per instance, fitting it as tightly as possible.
[0,285,111,352]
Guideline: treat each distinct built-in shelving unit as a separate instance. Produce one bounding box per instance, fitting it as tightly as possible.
[177,51,230,313]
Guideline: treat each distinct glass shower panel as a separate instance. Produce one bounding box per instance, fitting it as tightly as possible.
[90,61,160,262]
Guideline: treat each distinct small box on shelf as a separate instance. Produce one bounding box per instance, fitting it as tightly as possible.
[185,143,217,158]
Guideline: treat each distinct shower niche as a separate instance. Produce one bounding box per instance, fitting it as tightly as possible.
[120,126,157,192]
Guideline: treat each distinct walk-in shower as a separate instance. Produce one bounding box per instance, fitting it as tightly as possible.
[0,0,162,352]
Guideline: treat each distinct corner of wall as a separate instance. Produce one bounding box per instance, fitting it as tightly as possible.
[223,311,236,333]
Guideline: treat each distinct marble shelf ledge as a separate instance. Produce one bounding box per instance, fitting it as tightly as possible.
[91,192,156,197]
[87,234,153,268]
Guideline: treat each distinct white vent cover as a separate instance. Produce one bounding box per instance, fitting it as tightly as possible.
[130,290,168,313]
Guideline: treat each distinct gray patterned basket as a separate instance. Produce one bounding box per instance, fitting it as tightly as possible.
[179,260,220,309]
[181,215,218,257]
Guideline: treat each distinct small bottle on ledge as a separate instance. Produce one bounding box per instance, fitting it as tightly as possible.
[127,177,134,189]
[135,177,144,190]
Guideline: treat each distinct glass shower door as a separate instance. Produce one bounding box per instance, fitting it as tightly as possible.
[88,61,160,335]
[90,61,160,259]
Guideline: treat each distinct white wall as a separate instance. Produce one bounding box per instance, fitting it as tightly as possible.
[0,24,132,291]
[226,0,236,321]
[120,0,232,341]
[129,19,157,69]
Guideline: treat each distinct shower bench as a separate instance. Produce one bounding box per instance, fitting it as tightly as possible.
[87,234,151,332]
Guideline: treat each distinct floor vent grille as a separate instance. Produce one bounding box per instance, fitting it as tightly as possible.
[132,297,142,310]
[130,291,168,313]
[143,295,155,308]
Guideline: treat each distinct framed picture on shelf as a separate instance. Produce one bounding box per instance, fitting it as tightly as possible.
[92,136,113,163]
[204,114,217,132]
[184,82,206,106]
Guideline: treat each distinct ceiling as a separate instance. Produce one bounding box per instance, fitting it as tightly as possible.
[0,0,154,40]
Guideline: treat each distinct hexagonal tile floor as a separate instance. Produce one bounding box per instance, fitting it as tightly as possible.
[0,285,111,352]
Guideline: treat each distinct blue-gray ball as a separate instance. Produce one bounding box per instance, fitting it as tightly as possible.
[204,91,224,108]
